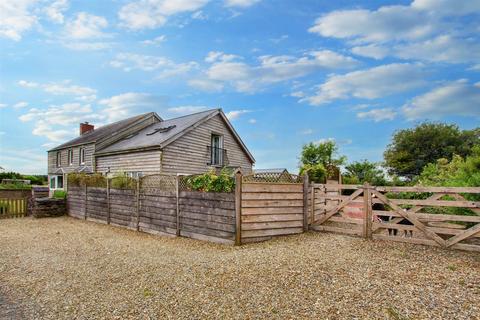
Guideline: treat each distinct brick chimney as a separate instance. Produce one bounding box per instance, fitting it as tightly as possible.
[80,122,94,135]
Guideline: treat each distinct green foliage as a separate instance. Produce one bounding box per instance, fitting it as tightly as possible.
[110,172,136,189]
[0,171,47,185]
[53,190,67,199]
[418,146,480,198]
[0,184,32,190]
[343,160,387,185]
[299,163,326,183]
[67,173,107,188]
[299,141,346,182]
[183,169,235,193]
[384,122,480,179]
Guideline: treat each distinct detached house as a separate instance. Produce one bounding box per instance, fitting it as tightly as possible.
[47,109,255,191]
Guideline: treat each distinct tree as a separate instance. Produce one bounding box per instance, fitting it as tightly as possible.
[299,141,346,183]
[384,122,480,179]
[343,160,386,185]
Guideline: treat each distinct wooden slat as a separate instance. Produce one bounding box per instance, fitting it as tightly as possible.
[372,190,446,247]
[310,225,363,236]
[242,213,303,223]
[313,188,363,225]
[372,198,480,208]
[241,199,304,208]
[241,227,303,238]
[242,206,304,215]
[241,192,304,200]
[242,183,302,193]
[242,220,303,230]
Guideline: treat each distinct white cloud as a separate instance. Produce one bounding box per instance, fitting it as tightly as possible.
[309,1,480,65]
[194,50,358,93]
[300,129,313,135]
[248,118,256,124]
[43,82,96,96]
[224,0,260,8]
[142,35,166,45]
[0,0,37,41]
[19,103,98,142]
[351,44,390,60]
[60,12,110,50]
[187,79,224,92]
[309,6,434,43]
[357,108,397,122]
[191,10,207,20]
[393,35,480,64]
[304,63,427,105]
[403,80,480,120]
[118,0,209,30]
[225,109,251,120]
[43,0,69,24]
[13,101,29,109]
[167,106,209,115]
[110,53,197,78]
[98,92,165,122]
[64,12,108,39]
[18,80,39,87]
[18,80,97,98]
[0,104,7,109]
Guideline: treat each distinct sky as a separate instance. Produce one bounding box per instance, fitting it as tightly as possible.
[0,0,479,174]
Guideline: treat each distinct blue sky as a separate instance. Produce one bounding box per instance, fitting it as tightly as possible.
[0,0,479,174]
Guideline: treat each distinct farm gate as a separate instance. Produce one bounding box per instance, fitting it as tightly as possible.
[309,183,480,252]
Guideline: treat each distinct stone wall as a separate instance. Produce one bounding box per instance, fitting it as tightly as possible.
[32,198,66,218]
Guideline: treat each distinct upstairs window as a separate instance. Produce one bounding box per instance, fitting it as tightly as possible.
[210,134,223,166]
[68,149,73,166]
[56,152,61,167]
[80,147,85,165]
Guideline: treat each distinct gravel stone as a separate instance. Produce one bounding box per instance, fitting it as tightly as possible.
[0,216,479,319]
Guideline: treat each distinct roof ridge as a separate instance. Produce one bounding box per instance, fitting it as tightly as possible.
[164,108,219,121]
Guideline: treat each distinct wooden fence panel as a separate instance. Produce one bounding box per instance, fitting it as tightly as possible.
[179,191,236,244]
[108,188,136,228]
[67,186,85,219]
[139,191,177,235]
[241,182,304,243]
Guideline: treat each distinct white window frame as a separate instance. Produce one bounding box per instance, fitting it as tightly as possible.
[56,152,61,167]
[210,134,224,166]
[49,175,64,190]
[80,147,86,165]
[68,149,73,166]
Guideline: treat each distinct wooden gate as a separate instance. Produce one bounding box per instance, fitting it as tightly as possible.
[309,184,367,236]
[0,198,28,218]
[310,184,480,252]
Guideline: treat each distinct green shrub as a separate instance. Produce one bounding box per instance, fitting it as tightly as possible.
[53,190,67,199]
[0,183,32,190]
[110,173,136,189]
[183,169,235,193]
[67,173,107,187]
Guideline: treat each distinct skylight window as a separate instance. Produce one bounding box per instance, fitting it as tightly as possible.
[146,125,176,136]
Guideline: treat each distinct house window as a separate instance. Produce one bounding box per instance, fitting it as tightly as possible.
[126,171,143,179]
[49,175,64,190]
[56,152,61,167]
[68,149,73,166]
[210,134,223,166]
[80,147,85,165]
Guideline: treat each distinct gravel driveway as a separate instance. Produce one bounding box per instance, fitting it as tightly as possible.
[0,216,479,319]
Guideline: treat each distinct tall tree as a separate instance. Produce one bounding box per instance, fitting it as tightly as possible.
[384,122,479,179]
[299,141,346,183]
[343,160,386,185]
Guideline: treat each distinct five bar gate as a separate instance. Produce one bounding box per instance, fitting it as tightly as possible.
[309,183,480,252]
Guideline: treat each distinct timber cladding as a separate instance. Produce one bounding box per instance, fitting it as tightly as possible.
[240,182,305,243]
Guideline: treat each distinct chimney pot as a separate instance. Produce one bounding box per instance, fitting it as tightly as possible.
[80,122,94,135]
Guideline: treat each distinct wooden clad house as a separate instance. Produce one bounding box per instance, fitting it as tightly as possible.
[47,109,255,192]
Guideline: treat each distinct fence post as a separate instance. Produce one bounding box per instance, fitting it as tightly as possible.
[311,185,315,225]
[363,182,372,239]
[106,178,111,225]
[84,183,87,220]
[303,174,309,231]
[176,175,180,236]
[135,178,140,231]
[235,171,242,245]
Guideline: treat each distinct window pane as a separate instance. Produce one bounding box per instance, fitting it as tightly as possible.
[57,176,63,189]
[50,177,56,189]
